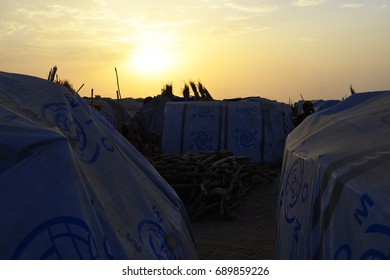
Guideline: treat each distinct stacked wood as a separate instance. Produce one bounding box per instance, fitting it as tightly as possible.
[147,151,277,220]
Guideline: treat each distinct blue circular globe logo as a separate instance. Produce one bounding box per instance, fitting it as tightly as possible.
[12,216,99,260]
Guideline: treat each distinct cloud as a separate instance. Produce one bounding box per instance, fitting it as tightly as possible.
[205,23,270,39]
[225,1,279,14]
[0,20,28,38]
[3,2,118,36]
[129,12,194,29]
[225,15,252,21]
[293,0,327,7]
[340,3,364,8]
[0,0,130,62]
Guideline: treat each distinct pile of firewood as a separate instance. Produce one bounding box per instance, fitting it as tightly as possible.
[147,150,278,220]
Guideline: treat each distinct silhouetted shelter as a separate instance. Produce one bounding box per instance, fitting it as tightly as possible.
[277,90,390,259]
[0,71,198,259]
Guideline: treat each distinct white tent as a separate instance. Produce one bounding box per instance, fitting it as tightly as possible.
[162,99,293,164]
[0,71,198,259]
[276,91,390,259]
[82,97,142,130]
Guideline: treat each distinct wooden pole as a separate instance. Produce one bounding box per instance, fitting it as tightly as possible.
[115,68,123,133]
[90,89,94,107]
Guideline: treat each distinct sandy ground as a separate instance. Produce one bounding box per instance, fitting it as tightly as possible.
[190,172,280,260]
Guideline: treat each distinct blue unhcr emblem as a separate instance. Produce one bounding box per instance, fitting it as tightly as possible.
[239,129,255,147]
[137,220,176,260]
[40,102,115,164]
[194,131,209,150]
[281,159,305,224]
[12,216,99,260]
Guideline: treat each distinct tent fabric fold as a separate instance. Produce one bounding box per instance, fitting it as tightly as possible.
[276,90,390,259]
[0,71,198,260]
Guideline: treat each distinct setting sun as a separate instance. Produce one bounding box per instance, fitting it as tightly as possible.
[130,44,175,75]
[1,0,389,101]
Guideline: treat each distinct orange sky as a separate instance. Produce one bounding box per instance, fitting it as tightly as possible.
[1,0,389,103]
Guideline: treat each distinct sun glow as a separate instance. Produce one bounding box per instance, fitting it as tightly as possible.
[130,44,175,75]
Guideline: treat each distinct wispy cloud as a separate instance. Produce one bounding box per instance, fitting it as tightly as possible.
[199,0,228,9]
[205,23,270,39]
[293,0,327,7]
[225,1,279,14]
[0,1,130,61]
[129,12,194,29]
[225,15,252,21]
[340,3,364,8]
[4,2,119,38]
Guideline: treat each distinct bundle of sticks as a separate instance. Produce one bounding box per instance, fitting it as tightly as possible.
[147,150,277,220]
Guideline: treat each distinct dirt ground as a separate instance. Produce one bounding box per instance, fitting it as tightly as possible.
[190,171,280,260]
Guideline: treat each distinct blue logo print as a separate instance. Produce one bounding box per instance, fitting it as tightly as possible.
[12,216,99,260]
[137,220,176,260]
[281,159,306,224]
[240,129,254,147]
[194,131,209,150]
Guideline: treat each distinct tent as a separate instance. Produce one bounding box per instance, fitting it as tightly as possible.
[162,99,294,164]
[0,71,198,259]
[82,97,142,131]
[276,91,390,259]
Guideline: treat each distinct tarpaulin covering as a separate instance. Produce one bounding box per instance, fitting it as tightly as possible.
[162,100,293,164]
[0,71,198,260]
[276,91,390,259]
[135,97,192,142]
[82,97,142,130]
